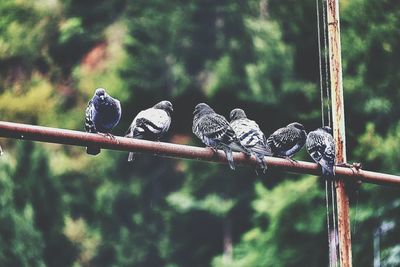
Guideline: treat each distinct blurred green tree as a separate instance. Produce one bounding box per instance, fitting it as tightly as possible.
[0,0,399,266]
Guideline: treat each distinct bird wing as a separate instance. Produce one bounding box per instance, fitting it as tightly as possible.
[194,113,231,141]
[231,119,271,156]
[142,108,171,132]
[125,110,143,138]
[114,99,122,123]
[267,127,300,151]
[306,131,324,163]
[85,100,96,133]
[126,108,171,140]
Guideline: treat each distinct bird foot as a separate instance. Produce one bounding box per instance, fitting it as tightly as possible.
[285,156,298,164]
[98,133,118,143]
[243,149,252,158]
[208,147,219,154]
[244,152,252,158]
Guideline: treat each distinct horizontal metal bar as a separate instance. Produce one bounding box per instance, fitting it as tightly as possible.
[0,121,399,187]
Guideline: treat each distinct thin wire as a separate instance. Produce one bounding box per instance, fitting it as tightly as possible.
[322,0,331,127]
[325,180,332,267]
[331,181,339,263]
[352,190,360,235]
[316,0,325,127]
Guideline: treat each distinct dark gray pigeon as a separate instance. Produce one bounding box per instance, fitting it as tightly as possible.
[306,126,335,177]
[125,100,173,162]
[230,108,272,173]
[192,103,251,170]
[267,122,307,160]
[85,88,121,155]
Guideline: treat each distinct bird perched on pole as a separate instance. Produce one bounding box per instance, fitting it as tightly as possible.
[192,103,251,170]
[229,108,272,173]
[85,88,122,155]
[306,126,335,177]
[267,122,307,161]
[125,100,173,162]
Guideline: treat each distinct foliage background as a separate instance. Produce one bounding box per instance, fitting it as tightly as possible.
[0,0,399,266]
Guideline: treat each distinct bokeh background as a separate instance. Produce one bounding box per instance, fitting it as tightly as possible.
[0,0,399,266]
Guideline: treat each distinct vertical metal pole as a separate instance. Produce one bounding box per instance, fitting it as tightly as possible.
[326,0,353,266]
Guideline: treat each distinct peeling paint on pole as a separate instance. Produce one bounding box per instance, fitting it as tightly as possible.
[326,0,353,266]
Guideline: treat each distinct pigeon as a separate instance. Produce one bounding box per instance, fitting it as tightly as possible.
[267,122,307,160]
[229,108,272,173]
[306,126,335,177]
[125,100,173,162]
[85,88,122,155]
[192,103,251,170]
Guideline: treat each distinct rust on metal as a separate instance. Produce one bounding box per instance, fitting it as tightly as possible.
[0,121,400,187]
[336,180,352,266]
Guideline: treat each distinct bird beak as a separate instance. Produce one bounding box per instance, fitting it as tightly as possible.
[100,95,105,101]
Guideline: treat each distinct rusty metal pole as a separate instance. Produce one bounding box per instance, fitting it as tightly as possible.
[326,0,353,266]
[0,121,400,186]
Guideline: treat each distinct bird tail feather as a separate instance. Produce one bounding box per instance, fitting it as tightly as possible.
[128,152,135,162]
[86,146,100,156]
[251,144,273,157]
[229,141,252,156]
[222,147,235,170]
[321,161,334,178]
